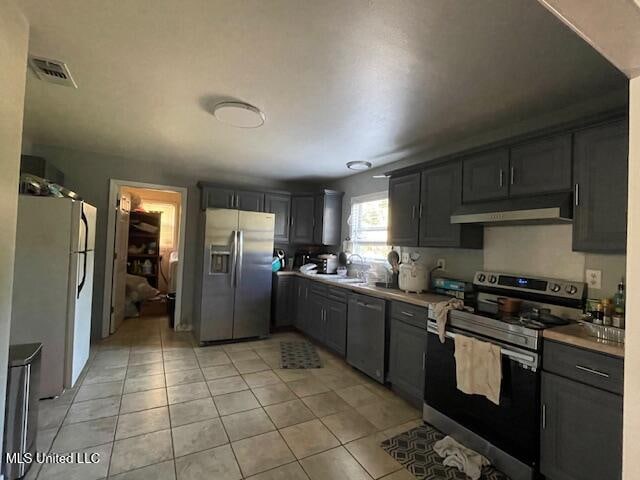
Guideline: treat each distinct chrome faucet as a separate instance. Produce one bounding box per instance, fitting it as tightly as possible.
[347,254,366,280]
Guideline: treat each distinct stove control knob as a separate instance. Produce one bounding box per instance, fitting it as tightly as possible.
[549,283,561,293]
[488,275,498,284]
[566,285,578,295]
[477,273,486,282]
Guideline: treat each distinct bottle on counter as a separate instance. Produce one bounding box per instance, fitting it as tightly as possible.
[613,279,625,328]
[602,298,613,326]
[594,303,604,325]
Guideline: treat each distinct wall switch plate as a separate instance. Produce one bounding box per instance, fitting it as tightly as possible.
[401,252,410,263]
[436,258,446,270]
[586,269,602,290]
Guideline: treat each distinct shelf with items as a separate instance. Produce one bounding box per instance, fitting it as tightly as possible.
[127,210,162,288]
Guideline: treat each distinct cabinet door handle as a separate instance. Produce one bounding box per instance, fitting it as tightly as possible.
[542,404,546,429]
[419,204,423,218]
[510,167,515,185]
[574,183,580,207]
[422,352,426,370]
[575,364,610,378]
[499,169,504,188]
[411,205,416,220]
[401,311,414,317]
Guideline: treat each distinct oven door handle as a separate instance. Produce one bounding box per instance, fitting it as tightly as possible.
[427,324,537,367]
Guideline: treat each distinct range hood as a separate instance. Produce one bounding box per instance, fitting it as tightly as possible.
[451,193,573,225]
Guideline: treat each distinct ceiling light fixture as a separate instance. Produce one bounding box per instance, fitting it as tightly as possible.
[346,161,372,171]
[213,101,265,128]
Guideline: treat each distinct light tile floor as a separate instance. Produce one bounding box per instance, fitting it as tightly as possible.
[29,316,422,480]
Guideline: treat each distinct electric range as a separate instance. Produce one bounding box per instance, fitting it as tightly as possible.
[424,271,587,480]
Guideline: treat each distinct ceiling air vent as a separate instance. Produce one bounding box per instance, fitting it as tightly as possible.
[28,56,77,88]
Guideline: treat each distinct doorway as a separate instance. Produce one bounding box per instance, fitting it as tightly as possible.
[102,180,187,338]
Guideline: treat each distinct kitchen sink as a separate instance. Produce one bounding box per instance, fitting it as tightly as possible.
[581,322,625,344]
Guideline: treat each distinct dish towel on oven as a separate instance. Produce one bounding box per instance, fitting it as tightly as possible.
[454,334,502,405]
[433,435,490,480]
[433,298,464,343]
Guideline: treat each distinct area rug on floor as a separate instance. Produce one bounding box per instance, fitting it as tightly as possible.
[381,424,510,480]
[280,341,322,369]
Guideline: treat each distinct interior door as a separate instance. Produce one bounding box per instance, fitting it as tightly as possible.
[110,192,130,334]
[233,210,275,339]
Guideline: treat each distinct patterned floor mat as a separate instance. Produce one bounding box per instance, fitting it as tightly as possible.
[280,341,322,369]
[381,424,510,480]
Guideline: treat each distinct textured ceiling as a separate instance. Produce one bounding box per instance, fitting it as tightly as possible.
[21,0,627,180]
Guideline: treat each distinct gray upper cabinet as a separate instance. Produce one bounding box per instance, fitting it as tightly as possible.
[462,148,509,203]
[290,195,315,244]
[388,316,427,407]
[201,186,235,209]
[419,162,482,248]
[236,190,264,212]
[573,121,628,253]
[313,190,344,246]
[292,190,343,246]
[540,371,622,480]
[265,193,291,244]
[509,134,572,197]
[388,173,420,247]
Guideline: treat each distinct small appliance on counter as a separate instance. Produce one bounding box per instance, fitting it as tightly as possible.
[309,254,338,274]
[398,261,429,293]
[431,277,476,306]
[293,250,310,269]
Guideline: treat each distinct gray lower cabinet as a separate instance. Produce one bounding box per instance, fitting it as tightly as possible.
[573,120,628,253]
[388,173,421,246]
[294,278,310,334]
[347,293,386,383]
[387,317,427,407]
[291,195,315,244]
[462,148,509,203]
[307,293,326,342]
[265,193,291,244]
[324,299,347,356]
[540,371,622,480]
[272,275,294,327]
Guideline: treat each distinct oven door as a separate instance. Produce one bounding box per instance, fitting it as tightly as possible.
[425,325,540,468]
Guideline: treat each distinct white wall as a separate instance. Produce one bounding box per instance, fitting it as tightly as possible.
[623,76,640,479]
[0,0,28,464]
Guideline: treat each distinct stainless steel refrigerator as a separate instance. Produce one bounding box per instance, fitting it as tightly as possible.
[10,196,96,398]
[194,208,275,343]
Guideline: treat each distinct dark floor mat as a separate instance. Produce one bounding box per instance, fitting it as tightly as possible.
[280,341,322,369]
[381,423,510,480]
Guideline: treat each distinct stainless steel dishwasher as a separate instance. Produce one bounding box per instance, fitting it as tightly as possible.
[2,343,42,480]
[346,293,386,383]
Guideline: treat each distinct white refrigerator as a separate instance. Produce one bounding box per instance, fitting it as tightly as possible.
[10,196,96,398]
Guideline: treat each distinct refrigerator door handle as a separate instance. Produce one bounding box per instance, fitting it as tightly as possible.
[236,230,244,287]
[81,208,89,252]
[230,231,238,287]
[77,251,87,298]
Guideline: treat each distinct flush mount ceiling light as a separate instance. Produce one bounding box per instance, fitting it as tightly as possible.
[213,101,265,128]
[346,161,372,171]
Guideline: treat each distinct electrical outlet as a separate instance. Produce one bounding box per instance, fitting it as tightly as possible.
[436,258,446,270]
[401,252,410,263]
[586,269,602,290]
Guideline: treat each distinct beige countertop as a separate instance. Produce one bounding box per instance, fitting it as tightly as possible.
[544,323,625,358]
[276,270,450,308]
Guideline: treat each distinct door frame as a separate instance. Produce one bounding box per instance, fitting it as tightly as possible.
[101,179,188,338]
